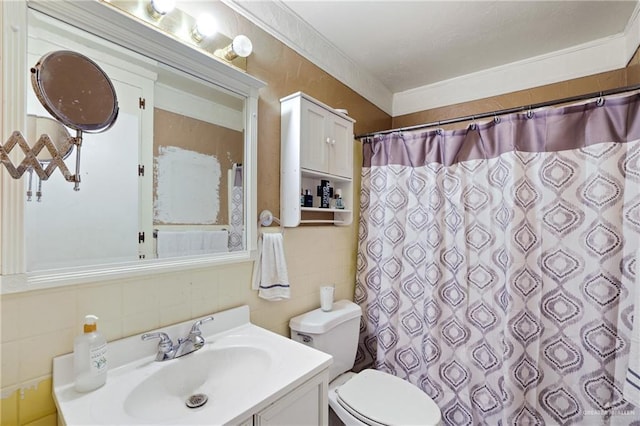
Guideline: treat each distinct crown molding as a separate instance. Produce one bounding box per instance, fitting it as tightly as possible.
[393,2,640,117]
[625,1,640,63]
[224,0,640,118]
[220,0,394,116]
[393,34,632,116]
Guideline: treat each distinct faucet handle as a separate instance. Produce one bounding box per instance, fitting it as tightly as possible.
[187,316,214,352]
[141,332,174,360]
[190,316,214,335]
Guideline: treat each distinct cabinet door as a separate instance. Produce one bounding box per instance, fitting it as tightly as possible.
[300,100,330,174]
[254,371,328,426]
[237,417,253,426]
[327,116,353,178]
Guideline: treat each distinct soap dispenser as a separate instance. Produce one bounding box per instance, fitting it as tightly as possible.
[73,314,107,392]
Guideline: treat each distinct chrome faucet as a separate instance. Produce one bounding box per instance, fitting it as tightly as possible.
[174,316,214,358]
[141,331,176,361]
[141,316,215,361]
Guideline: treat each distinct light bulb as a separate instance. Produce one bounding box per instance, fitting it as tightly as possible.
[147,0,175,19]
[192,13,217,42]
[231,35,253,58]
[222,35,253,61]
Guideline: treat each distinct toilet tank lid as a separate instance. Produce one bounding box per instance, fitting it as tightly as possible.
[289,300,362,334]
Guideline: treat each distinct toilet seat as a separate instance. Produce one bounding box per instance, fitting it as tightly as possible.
[335,369,441,426]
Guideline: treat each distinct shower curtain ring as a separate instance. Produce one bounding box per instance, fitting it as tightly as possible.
[470,116,477,130]
[526,107,534,119]
[596,93,605,106]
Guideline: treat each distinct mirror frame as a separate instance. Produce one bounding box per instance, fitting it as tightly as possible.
[1,0,265,293]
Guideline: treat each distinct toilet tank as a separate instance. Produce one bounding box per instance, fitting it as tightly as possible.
[289,300,362,382]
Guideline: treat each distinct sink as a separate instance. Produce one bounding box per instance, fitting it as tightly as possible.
[123,344,273,422]
[53,305,333,425]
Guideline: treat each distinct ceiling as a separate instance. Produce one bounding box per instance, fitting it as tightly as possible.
[210,1,640,115]
[281,1,637,93]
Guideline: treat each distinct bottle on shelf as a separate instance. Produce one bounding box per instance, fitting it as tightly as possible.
[316,179,333,208]
[303,189,314,207]
[335,188,345,209]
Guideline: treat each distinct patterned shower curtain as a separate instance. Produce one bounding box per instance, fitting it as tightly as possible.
[355,93,640,425]
[228,163,244,251]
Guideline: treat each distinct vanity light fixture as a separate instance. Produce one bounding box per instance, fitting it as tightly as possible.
[147,0,176,20]
[220,35,253,60]
[191,13,217,42]
[103,2,253,71]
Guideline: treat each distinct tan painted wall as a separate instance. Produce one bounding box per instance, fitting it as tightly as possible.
[629,46,640,67]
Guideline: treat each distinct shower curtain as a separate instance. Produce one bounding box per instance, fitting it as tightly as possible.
[228,163,243,251]
[355,92,640,425]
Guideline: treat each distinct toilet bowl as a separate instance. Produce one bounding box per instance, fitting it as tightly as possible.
[290,300,441,426]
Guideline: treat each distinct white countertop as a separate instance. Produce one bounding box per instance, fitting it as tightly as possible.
[53,305,332,425]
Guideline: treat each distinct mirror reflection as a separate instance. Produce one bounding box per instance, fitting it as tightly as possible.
[151,66,245,258]
[24,8,246,272]
[25,115,74,202]
[26,115,73,163]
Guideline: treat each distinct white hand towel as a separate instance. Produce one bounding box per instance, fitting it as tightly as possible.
[251,233,290,301]
[624,249,640,407]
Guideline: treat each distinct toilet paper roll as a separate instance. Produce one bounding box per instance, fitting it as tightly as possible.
[320,286,334,311]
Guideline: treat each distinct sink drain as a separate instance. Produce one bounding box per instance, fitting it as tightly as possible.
[186,393,208,409]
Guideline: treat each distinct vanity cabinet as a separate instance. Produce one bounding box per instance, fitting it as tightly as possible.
[281,92,356,227]
[53,305,332,426]
[253,371,329,426]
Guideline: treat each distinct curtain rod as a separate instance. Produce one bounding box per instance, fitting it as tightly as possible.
[355,83,640,140]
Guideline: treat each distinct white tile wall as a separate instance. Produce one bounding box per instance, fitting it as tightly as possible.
[0,225,357,391]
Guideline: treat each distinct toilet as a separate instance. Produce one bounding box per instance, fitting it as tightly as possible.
[290,300,441,426]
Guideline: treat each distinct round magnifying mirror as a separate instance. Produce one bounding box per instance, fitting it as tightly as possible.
[26,115,74,163]
[30,50,119,133]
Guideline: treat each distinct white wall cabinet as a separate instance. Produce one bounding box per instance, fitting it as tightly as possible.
[281,92,356,227]
[299,98,353,178]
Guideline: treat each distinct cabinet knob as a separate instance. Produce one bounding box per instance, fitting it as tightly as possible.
[326,137,331,144]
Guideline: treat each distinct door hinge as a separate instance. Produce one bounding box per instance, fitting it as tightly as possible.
[138,164,145,176]
[138,232,145,243]
[139,97,146,109]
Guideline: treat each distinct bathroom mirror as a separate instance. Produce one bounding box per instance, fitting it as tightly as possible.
[1,0,263,290]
